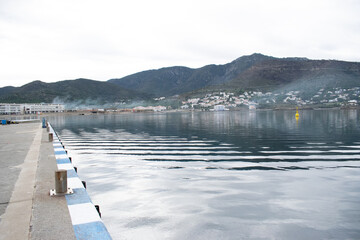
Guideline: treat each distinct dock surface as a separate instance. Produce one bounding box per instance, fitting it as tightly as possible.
[0,122,76,240]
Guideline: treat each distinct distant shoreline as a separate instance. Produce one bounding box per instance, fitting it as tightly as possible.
[1,105,359,121]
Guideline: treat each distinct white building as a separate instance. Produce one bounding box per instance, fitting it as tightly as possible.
[348,100,358,105]
[132,105,167,112]
[214,105,226,111]
[153,106,166,112]
[248,102,257,110]
[23,103,65,114]
[0,104,22,115]
[0,103,65,115]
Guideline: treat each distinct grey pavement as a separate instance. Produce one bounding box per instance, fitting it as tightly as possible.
[0,122,38,218]
[0,122,76,240]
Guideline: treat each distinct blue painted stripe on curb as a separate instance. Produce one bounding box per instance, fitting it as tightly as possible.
[55,150,67,155]
[67,169,79,178]
[73,222,112,240]
[65,188,92,205]
[56,158,71,164]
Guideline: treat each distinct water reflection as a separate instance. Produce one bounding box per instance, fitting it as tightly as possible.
[49,110,360,240]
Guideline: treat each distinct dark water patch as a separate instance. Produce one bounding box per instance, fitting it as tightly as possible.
[327,165,360,169]
[167,166,184,169]
[227,166,283,171]
[282,166,310,170]
[141,158,360,163]
[205,167,218,169]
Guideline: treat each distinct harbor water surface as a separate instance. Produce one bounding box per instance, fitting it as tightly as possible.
[50,109,360,240]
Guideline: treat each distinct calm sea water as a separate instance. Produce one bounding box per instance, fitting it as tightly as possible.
[50,109,360,240]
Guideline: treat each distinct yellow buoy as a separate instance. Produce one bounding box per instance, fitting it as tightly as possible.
[295,107,299,118]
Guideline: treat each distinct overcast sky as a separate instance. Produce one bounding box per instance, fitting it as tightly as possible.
[0,0,359,87]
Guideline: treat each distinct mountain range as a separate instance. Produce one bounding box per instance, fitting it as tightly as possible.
[1,53,359,104]
[0,79,149,104]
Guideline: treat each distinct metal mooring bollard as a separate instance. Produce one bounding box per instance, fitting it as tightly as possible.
[50,170,73,196]
[55,170,67,194]
[49,133,53,142]
[42,118,46,128]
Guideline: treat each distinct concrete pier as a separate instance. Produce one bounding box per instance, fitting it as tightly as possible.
[0,122,76,240]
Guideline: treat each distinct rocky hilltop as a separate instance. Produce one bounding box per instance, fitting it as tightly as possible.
[0,54,359,104]
[109,53,360,97]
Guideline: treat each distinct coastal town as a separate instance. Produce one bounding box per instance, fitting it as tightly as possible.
[176,87,360,111]
[78,86,360,112]
[1,87,359,115]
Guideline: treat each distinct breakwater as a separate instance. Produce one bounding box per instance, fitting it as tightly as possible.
[48,123,112,240]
